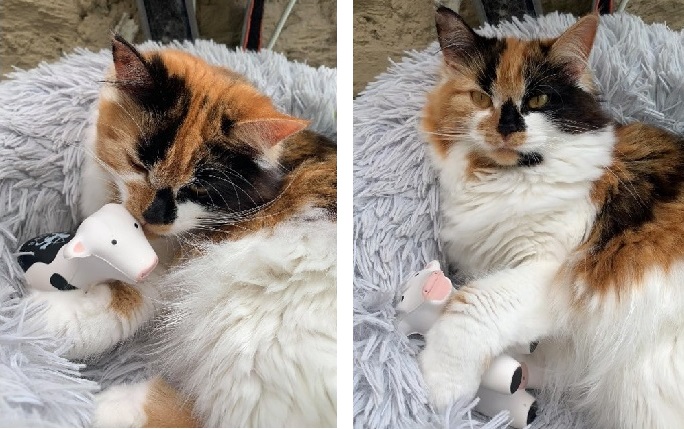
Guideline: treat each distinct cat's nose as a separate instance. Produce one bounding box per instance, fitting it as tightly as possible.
[497,99,525,137]
[143,187,177,225]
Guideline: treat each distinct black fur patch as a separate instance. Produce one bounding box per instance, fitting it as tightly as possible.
[177,143,282,214]
[498,99,526,136]
[50,273,77,291]
[518,151,543,167]
[476,38,505,94]
[221,115,236,135]
[134,54,192,167]
[522,61,610,134]
[143,187,177,224]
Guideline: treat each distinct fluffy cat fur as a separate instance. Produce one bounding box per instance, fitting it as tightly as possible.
[421,8,684,429]
[25,36,336,427]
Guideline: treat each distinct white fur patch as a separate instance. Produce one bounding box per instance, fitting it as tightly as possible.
[92,380,152,427]
[156,212,337,427]
[433,124,614,276]
[80,116,114,218]
[168,202,207,234]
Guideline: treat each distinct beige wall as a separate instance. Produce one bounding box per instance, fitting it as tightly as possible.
[0,0,336,76]
[353,0,684,96]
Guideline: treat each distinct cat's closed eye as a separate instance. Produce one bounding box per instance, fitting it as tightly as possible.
[527,94,549,109]
[126,153,147,175]
[182,182,208,195]
[470,91,492,109]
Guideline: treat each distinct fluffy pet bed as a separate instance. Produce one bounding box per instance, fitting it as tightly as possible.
[0,41,336,427]
[353,12,684,429]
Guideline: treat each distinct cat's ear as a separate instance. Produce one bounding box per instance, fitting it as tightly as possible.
[111,34,154,91]
[234,116,309,148]
[435,6,481,68]
[550,14,599,79]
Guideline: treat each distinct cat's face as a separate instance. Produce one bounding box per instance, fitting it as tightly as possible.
[94,37,307,237]
[423,9,610,167]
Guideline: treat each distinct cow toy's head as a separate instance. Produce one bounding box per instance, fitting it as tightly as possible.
[395,260,454,336]
[63,204,158,282]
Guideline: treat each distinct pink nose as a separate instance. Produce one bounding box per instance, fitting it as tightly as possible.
[422,272,452,301]
[422,272,442,295]
[136,255,158,282]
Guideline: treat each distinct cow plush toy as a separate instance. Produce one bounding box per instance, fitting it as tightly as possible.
[395,261,540,428]
[17,204,158,292]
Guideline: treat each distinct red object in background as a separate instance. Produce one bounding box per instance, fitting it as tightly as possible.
[242,0,265,51]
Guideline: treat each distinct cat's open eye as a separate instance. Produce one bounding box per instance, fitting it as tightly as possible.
[528,94,549,109]
[470,91,492,109]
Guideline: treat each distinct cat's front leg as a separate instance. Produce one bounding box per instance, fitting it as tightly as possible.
[420,261,560,410]
[23,277,159,359]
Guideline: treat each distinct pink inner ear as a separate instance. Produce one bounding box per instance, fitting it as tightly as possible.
[73,241,85,254]
[237,118,309,147]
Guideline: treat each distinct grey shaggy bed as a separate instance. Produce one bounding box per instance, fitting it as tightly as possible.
[353,12,684,429]
[0,42,336,427]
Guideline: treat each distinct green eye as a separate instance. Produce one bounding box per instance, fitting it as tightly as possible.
[528,94,549,109]
[470,91,493,109]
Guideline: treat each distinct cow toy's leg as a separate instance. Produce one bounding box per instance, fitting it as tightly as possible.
[24,278,159,359]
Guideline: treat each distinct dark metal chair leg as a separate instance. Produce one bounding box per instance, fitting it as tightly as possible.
[135,0,198,43]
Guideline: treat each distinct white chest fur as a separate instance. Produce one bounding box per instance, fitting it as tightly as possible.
[432,127,614,277]
[157,213,337,427]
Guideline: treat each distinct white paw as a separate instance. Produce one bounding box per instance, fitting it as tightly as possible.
[420,314,486,411]
[92,382,150,427]
[24,281,157,359]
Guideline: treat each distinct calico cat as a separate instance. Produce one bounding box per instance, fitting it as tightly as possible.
[26,36,336,427]
[420,8,684,429]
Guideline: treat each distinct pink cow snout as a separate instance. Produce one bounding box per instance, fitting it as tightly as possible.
[136,255,158,282]
[422,271,452,301]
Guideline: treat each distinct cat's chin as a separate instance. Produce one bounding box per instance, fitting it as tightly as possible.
[486,148,522,167]
[141,223,172,239]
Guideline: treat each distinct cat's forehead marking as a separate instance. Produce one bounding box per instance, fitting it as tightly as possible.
[492,38,529,101]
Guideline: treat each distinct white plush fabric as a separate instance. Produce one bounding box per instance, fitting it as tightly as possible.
[0,41,335,426]
[353,12,684,429]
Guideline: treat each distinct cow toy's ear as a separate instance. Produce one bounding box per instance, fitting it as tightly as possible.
[425,260,441,271]
[63,237,91,259]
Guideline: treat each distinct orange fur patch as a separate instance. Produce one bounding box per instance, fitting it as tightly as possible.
[143,378,199,428]
[108,280,143,318]
[493,38,528,100]
[570,123,684,299]
[422,73,479,159]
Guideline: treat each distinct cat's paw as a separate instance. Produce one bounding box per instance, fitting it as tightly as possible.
[23,281,156,359]
[420,314,484,411]
[92,382,149,427]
